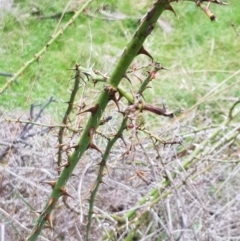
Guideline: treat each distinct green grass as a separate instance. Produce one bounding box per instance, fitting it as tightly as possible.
[1,2,240,240]
[0,0,239,119]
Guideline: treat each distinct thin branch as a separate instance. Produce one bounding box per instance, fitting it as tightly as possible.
[86,117,128,240]
[57,64,81,166]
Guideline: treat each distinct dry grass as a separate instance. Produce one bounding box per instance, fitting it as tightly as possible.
[0,95,239,240]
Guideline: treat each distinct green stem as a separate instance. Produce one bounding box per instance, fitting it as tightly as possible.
[27,1,169,240]
[137,62,163,96]
[117,85,134,104]
[86,117,128,241]
[107,2,168,88]
[57,65,81,166]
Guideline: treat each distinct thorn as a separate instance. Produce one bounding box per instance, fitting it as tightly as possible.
[133,73,143,83]
[70,173,78,177]
[45,214,53,229]
[60,161,70,168]
[56,166,62,172]
[47,197,55,208]
[40,181,56,188]
[101,180,108,186]
[65,144,79,151]
[89,143,103,155]
[165,4,176,16]
[137,46,153,62]
[141,93,147,101]
[118,110,126,116]
[118,134,127,146]
[78,104,99,116]
[88,127,102,154]
[123,74,132,84]
[104,85,120,111]
[82,72,91,82]
[110,94,120,111]
[117,92,123,101]
[60,186,74,199]
[55,143,67,149]
[31,211,42,216]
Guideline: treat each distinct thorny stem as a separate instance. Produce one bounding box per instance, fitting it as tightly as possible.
[86,35,175,241]
[86,117,128,241]
[57,65,81,167]
[137,62,165,96]
[27,1,169,240]
[87,52,172,241]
